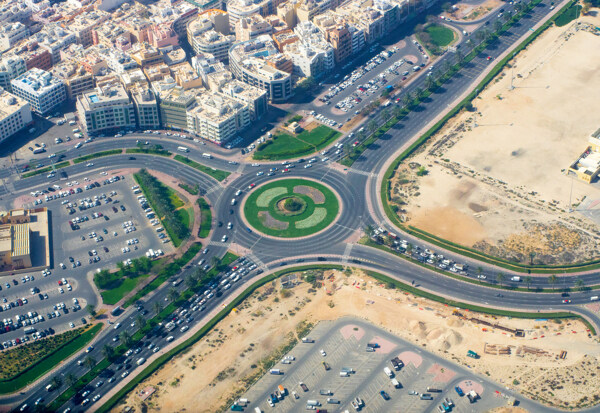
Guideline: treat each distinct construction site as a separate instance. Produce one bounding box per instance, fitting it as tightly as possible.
[389,17,600,265]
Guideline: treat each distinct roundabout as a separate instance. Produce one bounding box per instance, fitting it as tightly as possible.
[243,178,339,238]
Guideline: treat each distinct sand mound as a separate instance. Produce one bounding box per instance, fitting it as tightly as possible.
[429,329,463,351]
[447,318,464,328]
[409,320,427,338]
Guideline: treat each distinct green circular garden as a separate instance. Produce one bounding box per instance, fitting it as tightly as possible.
[243,179,339,238]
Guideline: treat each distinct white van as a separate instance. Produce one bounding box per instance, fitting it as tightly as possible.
[510,276,521,282]
[69,120,76,126]
[202,153,212,159]
[177,146,189,153]
[137,357,146,365]
[591,296,599,301]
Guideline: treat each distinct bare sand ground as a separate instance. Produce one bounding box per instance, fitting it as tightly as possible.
[115,269,598,412]
[390,16,600,264]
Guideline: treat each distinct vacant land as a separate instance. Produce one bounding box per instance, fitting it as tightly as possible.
[254,124,340,160]
[390,17,600,264]
[116,269,598,412]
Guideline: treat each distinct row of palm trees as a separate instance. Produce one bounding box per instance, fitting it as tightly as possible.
[476,267,586,291]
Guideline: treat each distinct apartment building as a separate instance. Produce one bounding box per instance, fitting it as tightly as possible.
[33,23,77,65]
[235,15,273,42]
[0,55,27,93]
[76,82,135,134]
[187,90,250,145]
[0,87,32,144]
[227,0,285,33]
[11,68,66,115]
[69,10,110,48]
[51,62,95,101]
[158,86,197,131]
[131,86,160,129]
[187,17,234,62]
[0,23,30,53]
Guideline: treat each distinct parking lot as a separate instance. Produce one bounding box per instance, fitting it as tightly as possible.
[0,172,173,349]
[241,318,513,413]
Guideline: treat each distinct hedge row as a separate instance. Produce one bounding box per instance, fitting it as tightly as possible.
[73,149,123,164]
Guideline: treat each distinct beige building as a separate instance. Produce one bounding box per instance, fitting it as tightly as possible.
[235,15,273,41]
[0,208,49,273]
[77,82,136,134]
[0,87,32,144]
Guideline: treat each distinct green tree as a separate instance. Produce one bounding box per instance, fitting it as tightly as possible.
[494,20,503,33]
[119,331,133,347]
[153,301,163,316]
[496,272,505,287]
[455,50,464,66]
[477,266,483,280]
[86,304,96,318]
[65,373,77,387]
[102,344,116,361]
[425,76,435,91]
[135,314,147,330]
[575,278,585,292]
[185,273,197,289]
[529,251,536,265]
[84,355,96,370]
[548,274,558,291]
[364,225,375,237]
[168,287,179,303]
[367,120,377,134]
[414,87,424,99]
[50,375,62,390]
[524,276,532,290]
[402,92,413,107]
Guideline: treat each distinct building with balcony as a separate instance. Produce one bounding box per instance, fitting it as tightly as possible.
[0,87,32,144]
[76,82,135,134]
[235,15,273,42]
[131,86,160,129]
[11,68,66,115]
[50,62,94,101]
[0,23,30,53]
[187,17,234,62]
[158,86,197,131]
[0,55,27,93]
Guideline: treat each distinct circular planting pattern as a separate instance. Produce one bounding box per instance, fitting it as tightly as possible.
[244,179,339,238]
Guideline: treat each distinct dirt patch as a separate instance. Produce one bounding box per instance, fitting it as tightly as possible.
[340,324,365,341]
[294,185,325,203]
[116,269,598,413]
[427,363,456,383]
[302,120,320,132]
[446,0,502,21]
[389,18,600,265]
[397,351,423,368]
[258,211,288,230]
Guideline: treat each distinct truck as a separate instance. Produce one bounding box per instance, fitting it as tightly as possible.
[391,378,401,388]
[230,404,243,411]
[299,382,309,392]
[340,367,354,374]
[24,327,36,334]
[278,385,286,396]
[511,276,521,282]
[427,387,442,393]
[383,367,394,378]
[202,153,212,158]
[339,371,349,377]
[301,337,314,343]
[319,390,332,396]
[367,342,379,349]
[327,398,340,404]
[137,357,146,365]
[467,390,479,403]
[420,394,433,400]
[269,369,282,375]
[177,146,189,153]
[33,147,46,154]
[306,400,320,407]
[467,350,479,359]
[390,357,404,370]
[165,321,176,331]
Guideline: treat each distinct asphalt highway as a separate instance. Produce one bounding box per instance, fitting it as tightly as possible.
[3,0,597,410]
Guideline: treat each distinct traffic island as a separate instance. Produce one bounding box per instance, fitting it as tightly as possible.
[243,179,339,238]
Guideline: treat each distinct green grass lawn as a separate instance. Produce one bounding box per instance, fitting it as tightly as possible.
[244,179,338,237]
[554,3,581,26]
[425,24,455,47]
[254,125,341,161]
[73,149,122,164]
[173,155,231,182]
[168,188,185,209]
[0,324,102,394]
[100,274,151,305]
[198,198,212,238]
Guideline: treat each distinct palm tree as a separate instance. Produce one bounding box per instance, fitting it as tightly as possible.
[496,272,505,287]
[168,287,179,303]
[119,331,133,347]
[367,120,377,134]
[84,355,96,370]
[50,375,62,390]
[494,20,503,33]
[364,225,375,238]
[548,274,558,291]
[402,92,413,107]
[477,266,483,279]
[135,314,147,330]
[102,344,116,361]
[524,276,532,290]
[476,30,485,44]
[455,50,464,66]
[211,255,220,268]
[153,301,163,316]
[529,251,536,266]
[65,373,77,387]
[575,278,585,292]
[414,87,424,99]
[425,76,435,91]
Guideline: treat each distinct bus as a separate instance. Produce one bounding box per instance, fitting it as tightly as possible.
[177,146,189,153]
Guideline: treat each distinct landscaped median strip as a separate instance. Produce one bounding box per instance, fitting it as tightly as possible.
[96,262,596,413]
[21,161,70,179]
[72,149,123,164]
[360,238,600,293]
[380,0,587,274]
[0,324,102,394]
[173,155,230,182]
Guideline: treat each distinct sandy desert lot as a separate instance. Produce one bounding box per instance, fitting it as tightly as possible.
[114,268,599,412]
[390,16,600,264]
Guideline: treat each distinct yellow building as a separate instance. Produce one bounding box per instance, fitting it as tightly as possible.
[0,208,49,272]
[569,128,600,184]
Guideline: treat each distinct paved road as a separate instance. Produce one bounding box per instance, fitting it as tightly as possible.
[4,0,597,411]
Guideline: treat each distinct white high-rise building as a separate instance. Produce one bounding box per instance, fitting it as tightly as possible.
[76,82,136,134]
[0,55,26,93]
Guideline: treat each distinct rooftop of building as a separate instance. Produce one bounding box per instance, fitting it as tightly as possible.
[0,87,28,119]
[12,68,63,93]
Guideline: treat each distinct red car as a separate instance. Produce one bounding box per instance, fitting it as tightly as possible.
[248,183,256,189]
[486,56,493,61]
[562,299,571,304]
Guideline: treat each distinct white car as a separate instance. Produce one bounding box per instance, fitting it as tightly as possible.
[227,222,233,229]
[86,163,94,167]
[221,235,228,242]
[320,349,327,356]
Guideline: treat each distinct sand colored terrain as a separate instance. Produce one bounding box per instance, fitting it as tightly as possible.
[115,269,598,412]
[390,16,600,264]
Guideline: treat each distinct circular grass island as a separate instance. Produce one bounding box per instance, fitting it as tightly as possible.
[243,178,339,238]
